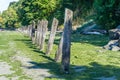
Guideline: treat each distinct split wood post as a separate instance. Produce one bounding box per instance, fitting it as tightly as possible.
[27,25,30,37]
[40,20,48,50]
[38,21,43,46]
[28,25,31,37]
[31,21,36,44]
[61,8,73,73]
[36,20,41,45]
[55,35,63,62]
[34,30,37,44]
[46,18,58,54]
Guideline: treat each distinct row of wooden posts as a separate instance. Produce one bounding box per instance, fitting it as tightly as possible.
[18,8,73,73]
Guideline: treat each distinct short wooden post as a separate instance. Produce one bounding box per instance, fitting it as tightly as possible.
[36,20,41,46]
[61,8,73,73]
[38,20,43,46]
[40,20,48,50]
[34,30,37,44]
[27,25,31,37]
[46,18,58,54]
[55,36,63,62]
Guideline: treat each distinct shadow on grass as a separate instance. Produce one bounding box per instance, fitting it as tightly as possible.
[22,61,120,80]
[14,38,55,62]
[14,34,116,80]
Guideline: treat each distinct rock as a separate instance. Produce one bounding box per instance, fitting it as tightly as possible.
[111,46,120,51]
[104,28,120,51]
[103,40,118,50]
[83,31,103,35]
[109,29,120,40]
[116,25,120,29]
[118,38,120,47]
[83,24,96,32]
[90,29,107,34]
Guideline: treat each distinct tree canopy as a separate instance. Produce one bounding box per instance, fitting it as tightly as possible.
[0,0,120,30]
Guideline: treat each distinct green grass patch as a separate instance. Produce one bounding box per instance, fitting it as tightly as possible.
[0,31,120,80]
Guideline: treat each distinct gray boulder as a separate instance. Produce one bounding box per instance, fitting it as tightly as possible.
[109,29,120,40]
[118,38,120,47]
[117,25,120,29]
[111,46,120,51]
[103,40,118,50]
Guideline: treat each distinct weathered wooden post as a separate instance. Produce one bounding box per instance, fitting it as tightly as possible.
[28,25,33,39]
[36,20,41,45]
[34,30,37,44]
[27,25,31,37]
[55,36,63,62]
[38,20,43,46]
[40,20,48,50]
[31,21,36,44]
[46,18,58,54]
[61,8,73,73]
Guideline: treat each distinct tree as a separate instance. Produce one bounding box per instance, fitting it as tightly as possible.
[18,0,61,26]
[0,16,4,28]
[94,0,120,30]
[2,7,19,28]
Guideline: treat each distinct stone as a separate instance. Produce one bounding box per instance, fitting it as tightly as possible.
[116,25,120,29]
[118,38,120,47]
[90,29,107,34]
[103,40,119,50]
[104,28,120,51]
[83,31,103,35]
[109,29,120,40]
[82,24,97,32]
[111,46,120,51]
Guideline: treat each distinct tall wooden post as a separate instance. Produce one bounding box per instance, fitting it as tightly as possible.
[46,18,58,54]
[40,20,48,50]
[61,8,73,73]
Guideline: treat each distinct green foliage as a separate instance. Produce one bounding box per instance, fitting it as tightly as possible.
[0,16,5,28]
[17,0,61,26]
[2,7,20,28]
[94,0,120,30]
[1,0,120,30]
[1,1,21,28]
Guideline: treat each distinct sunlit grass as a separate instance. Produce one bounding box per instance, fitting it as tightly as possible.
[0,31,120,80]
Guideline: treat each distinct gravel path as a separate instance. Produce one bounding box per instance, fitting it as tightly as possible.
[12,51,54,80]
[0,62,14,75]
[0,62,19,80]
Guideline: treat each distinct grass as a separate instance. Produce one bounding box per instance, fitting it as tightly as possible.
[0,31,120,80]
[0,31,31,80]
